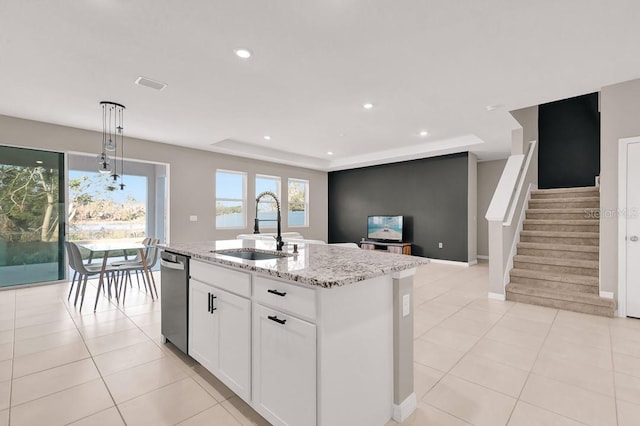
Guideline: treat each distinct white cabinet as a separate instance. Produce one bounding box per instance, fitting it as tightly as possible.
[188,272,251,401]
[188,279,217,372]
[252,303,316,426]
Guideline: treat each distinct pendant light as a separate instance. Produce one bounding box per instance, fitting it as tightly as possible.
[97,101,126,190]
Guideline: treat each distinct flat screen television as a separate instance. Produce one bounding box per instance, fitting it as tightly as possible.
[367,215,403,242]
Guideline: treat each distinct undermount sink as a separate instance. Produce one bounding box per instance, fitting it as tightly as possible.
[216,249,289,261]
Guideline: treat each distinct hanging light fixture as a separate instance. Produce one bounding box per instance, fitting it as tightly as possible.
[97,101,126,190]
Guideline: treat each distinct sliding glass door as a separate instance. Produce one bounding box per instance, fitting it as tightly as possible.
[0,145,65,286]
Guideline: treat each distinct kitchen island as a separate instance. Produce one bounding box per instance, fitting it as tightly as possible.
[161,240,426,426]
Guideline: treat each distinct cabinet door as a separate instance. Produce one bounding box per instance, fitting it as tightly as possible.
[253,304,316,426]
[217,289,251,401]
[188,279,218,373]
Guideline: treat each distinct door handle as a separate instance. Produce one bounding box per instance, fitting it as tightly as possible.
[268,315,287,325]
[630,235,639,242]
[207,292,211,313]
[210,294,217,313]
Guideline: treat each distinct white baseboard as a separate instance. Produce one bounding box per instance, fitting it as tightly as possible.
[488,292,506,301]
[477,255,489,260]
[427,258,475,267]
[392,393,417,422]
[600,291,614,299]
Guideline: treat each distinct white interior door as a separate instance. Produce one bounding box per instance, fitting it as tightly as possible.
[626,142,640,318]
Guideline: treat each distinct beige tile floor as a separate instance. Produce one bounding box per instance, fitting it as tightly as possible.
[1,262,640,425]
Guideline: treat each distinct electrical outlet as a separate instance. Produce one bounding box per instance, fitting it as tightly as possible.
[189,215,198,222]
[402,294,410,317]
[438,242,443,249]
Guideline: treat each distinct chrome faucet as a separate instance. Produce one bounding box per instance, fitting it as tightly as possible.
[254,191,284,251]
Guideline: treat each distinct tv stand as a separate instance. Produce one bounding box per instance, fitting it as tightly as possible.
[360,240,411,255]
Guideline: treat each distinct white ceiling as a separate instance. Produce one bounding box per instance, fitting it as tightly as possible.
[1,1,640,171]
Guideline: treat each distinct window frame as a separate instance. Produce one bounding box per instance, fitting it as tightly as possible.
[215,169,247,229]
[287,178,309,228]
[255,174,281,229]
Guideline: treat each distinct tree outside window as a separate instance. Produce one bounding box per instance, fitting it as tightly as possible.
[288,178,308,227]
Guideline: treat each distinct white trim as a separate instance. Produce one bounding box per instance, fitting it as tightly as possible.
[426,258,475,267]
[488,292,506,301]
[617,136,640,318]
[392,392,417,422]
[477,255,489,260]
[503,182,537,286]
[600,291,614,299]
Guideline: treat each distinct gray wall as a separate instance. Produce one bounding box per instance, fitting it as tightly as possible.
[477,159,507,257]
[0,114,328,244]
[328,153,471,261]
[468,153,478,263]
[600,78,640,296]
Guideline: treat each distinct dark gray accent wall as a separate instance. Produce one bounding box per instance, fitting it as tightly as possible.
[328,153,469,261]
[538,92,600,189]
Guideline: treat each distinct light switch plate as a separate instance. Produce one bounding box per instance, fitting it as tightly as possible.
[189,215,198,222]
[402,294,410,317]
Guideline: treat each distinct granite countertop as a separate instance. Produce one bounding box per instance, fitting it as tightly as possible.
[161,240,427,288]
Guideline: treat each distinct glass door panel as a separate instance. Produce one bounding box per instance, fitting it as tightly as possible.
[0,145,65,287]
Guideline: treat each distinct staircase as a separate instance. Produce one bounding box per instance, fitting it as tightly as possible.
[505,186,616,317]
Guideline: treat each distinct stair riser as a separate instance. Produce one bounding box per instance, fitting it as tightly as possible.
[505,292,614,317]
[531,192,599,200]
[513,260,598,277]
[526,212,597,220]
[523,224,599,232]
[517,247,599,261]
[509,275,598,294]
[528,201,600,209]
[520,235,599,246]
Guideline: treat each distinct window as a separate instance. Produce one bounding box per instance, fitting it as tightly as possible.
[256,175,281,228]
[288,178,309,227]
[216,170,246,228]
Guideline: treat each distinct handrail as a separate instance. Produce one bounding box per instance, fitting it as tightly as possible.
[504,141,537,225]
[485,140,537,299]
[485,155,524,222]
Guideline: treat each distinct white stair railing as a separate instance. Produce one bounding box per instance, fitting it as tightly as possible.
[485,140,537,299]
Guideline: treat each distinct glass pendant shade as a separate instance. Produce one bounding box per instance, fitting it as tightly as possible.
[105,138,116,151]
[98,101,126,188]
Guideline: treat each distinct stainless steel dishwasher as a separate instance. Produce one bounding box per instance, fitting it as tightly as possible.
[160,250,190,354]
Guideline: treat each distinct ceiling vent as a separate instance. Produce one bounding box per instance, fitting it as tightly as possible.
[134,76,167,91]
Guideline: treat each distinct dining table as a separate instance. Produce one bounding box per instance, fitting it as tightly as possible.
[78,241,156,310]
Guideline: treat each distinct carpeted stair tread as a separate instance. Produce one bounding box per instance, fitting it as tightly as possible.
[520,230,599,239]
[531,186,598,195]
[513,255,598,269]
[510,268,599,286]
[523,219,599,226]
[529,197,600,204]
[517,242,599,253]
[506,283,614,308]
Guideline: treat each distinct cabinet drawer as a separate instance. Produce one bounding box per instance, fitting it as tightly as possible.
[191,260,251,297]
[254,276,316,321]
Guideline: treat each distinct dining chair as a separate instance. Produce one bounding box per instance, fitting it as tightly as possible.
[66,241,118,310]
[115,239,160,303]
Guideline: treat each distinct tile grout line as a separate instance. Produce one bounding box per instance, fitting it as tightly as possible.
[61,280,129,425]
[503,306,559,425]
[7,290,16,426]
[609,320,619,426]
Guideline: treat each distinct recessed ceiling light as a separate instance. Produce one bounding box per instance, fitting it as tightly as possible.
[486,104,503,111]
[419,130,429,137]
[363,103,374,110]
[327,151,334,155]
[35,160,43,164]
[234,48,252,59]
[263,135,271,140]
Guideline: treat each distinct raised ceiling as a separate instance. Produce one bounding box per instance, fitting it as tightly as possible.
[1,1,640,171]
